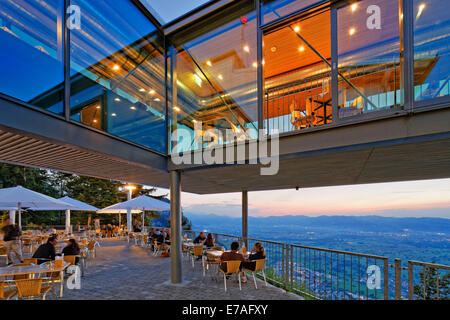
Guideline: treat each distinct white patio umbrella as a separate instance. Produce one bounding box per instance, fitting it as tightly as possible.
[28,196,99,233]
[98,195,170,232]
[0,186,74,229]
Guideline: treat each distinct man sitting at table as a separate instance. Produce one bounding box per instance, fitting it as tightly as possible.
[219,241,250,282]
[193,232,206,244]
[32,235,57,264]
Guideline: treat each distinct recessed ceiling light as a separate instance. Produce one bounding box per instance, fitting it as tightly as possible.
[154,98,161,102]
[417,3,426,18]
[130,106,136,110]
[96,105,100,109]
[271,46,277,53]
[351,3,358,12]
[111,113,117,117]
[206,60,212,67]
[139,88,146,92]
[149,89,156,95]
[252,62,257,68]
[243,45,250,52]
[173,106,181,112]
[262,59,265,65]
[114,98,121,102]
[192,119,197,123]
[112,64,120,71]
[93,120,98,123]
[349,28,356,36]
[218,74,223,80]
[299,45,305,52]
[293,26,300,33]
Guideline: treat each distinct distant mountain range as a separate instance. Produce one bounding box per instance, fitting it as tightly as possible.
[186,213,450,266]
[187,213,450,234]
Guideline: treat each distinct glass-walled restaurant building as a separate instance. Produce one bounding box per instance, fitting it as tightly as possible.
[1,0,449,156]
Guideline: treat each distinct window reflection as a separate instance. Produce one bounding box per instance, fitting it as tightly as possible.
[69,0,167,153]
[263,8,332,134]
[261,0,318,25]
[169,0,258,153]
[414,0,450,101]
[0,0,64,114]
[337,0,401,118]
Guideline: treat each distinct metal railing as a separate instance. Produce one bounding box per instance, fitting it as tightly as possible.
[184,229,449,300]
[289,244,389,300]
[407,261,450,300]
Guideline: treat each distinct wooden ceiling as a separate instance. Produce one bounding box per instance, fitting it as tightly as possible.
[263,10,331,80]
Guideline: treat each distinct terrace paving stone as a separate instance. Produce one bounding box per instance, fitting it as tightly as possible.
[41,239,302,300]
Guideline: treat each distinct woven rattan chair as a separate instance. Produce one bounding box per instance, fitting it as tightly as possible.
[23,258,38,264]
[0,246,8,265]
[242,259,267,289]
[0,281,17,300]
[190,245,204,269]
[15,278,53,300]
[87,241,96,258]
[219,260,242,292]
[204,250,221,278]
[22,238,33,254]
[63,255,77,265]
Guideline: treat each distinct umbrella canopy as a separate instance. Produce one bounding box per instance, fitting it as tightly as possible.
[0,186,74,209]
[27,196,99,212]
[97,195,170,213]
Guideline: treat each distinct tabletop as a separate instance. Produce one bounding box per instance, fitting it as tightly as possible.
[0,261,70,277]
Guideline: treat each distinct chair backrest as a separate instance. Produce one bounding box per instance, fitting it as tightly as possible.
[15,279,42,298]
[63,255,76,265]
[225,260,242,274]
[254,259,266,272]
[87,241,96,250]
[0,281,6,299]
[23,258,38,264]
[193,246,203,256]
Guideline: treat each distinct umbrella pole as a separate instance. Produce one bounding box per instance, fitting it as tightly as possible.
[142,210,145,233]
[65,210,71,234]
[9,210,16,225]
[18,202,21,230]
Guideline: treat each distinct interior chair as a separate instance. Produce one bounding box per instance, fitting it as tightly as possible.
[219,260,243,292]
[204,249,221,278]
[242,259,268,289]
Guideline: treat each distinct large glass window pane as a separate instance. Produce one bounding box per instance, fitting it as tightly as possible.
[261,0,318,25]
[169,0,258,153]
[337,0,401,119]
[263,8,332,134]
[0,0,64,114]
[70,0,167,154]
[414,0,450,102]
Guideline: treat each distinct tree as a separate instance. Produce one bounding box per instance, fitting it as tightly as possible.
[413,264,450,300]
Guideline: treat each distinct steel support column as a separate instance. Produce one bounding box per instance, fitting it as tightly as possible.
[242,190,248,247]
[170,170,182,284]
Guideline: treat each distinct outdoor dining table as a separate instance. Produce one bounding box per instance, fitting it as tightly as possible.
[0,261,70,297]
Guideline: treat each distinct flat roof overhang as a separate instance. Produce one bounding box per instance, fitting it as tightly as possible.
[1,96,450,194]
[0,96,170,187]
[170,106,450,194]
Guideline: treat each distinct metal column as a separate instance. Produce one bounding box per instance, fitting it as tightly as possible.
[242,190,248,247]
[170,170,182,284]
[127,189,132,233]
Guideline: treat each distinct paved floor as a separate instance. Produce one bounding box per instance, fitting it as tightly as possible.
[47,239,302,300]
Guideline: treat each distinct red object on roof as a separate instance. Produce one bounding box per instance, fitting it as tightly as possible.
[241,16,248,24]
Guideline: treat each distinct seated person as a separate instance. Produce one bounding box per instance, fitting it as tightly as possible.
[242,242,266,271]
[62,238,81,264]
[48,226,57,235]
[219,242,250,282]
[193,232,206,244]
[204,233,215,248]
[32,236,57,264]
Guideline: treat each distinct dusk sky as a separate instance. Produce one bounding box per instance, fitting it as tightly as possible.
[148,178,450,218]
